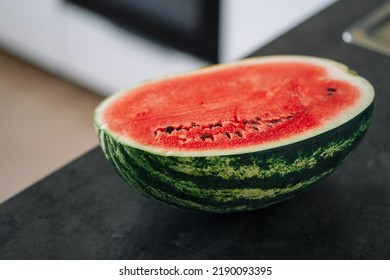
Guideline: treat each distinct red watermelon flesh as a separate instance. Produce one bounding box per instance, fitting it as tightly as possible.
[99,56,370,156]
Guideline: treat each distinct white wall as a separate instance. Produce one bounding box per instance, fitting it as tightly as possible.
[220,0,336,61]
[0,0,207,95]
[0,0,59,70]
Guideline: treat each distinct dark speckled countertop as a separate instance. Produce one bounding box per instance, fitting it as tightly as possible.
[1,0,390,259]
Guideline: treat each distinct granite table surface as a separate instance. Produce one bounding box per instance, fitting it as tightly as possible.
[1,0,390,259]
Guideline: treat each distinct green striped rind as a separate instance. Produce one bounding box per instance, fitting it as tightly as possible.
[95,104,373,213]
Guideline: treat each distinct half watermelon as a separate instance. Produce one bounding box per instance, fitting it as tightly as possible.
[94,55,374,213]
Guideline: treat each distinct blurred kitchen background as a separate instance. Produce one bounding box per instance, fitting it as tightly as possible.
[0,0,335,203]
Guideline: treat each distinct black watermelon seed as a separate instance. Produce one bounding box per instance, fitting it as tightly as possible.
[165,126,174,133]
[200,133,212,141]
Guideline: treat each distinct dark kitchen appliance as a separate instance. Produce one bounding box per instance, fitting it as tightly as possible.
[65,0,220,63]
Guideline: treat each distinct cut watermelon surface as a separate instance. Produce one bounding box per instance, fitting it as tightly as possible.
[94,56,374,212]
[97,56,373,156]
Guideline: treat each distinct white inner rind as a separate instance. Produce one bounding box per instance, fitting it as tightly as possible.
[94,55,375,157]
